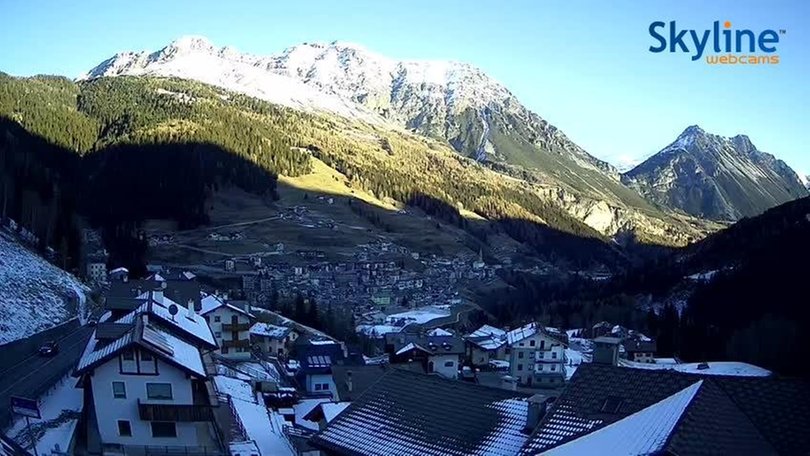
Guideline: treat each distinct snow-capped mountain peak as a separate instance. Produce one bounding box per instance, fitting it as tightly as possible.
[80,36,617,184]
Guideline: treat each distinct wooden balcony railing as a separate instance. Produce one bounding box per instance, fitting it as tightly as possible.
[221,338,251,349]
[222,322,251,332]
[138,401,215,422]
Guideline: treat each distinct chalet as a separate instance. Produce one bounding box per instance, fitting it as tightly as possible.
[507,323,567,387]
[519,363,810,455]
[464,324,507,366]
[199,294,254,359]
[311,369,533,455]
[73,315,221,453]
[622,338,657,364]
[249,322,297,357]
[294,336,348,398]
[386,332,465,379]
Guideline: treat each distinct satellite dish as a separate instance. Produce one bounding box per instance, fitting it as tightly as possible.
[168,304,179,319]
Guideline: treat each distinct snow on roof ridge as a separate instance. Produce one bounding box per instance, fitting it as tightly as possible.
[544,380,703,455]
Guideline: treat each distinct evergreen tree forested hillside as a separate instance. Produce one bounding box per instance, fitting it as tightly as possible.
[0,73,627,269]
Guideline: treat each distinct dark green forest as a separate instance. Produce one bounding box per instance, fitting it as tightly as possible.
[0,73,620,271]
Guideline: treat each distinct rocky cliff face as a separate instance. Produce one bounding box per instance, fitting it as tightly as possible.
[622,126,808,221]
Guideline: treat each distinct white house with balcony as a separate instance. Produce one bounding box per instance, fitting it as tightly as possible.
[74,315,221,453]
[199,294,254,359]
[506,322,567,387]
[249,322,298,357]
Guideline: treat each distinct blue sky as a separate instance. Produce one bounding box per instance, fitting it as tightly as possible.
[1,0,808,174]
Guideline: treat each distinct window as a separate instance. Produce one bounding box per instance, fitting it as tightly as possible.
[529,340,536,347]
[214,316,221,322]
[141,351,153,362]
[538,364,544,371]
[538,352,544,359]
[444,361,454,367]
[518,351,524,359]
[112,381,126,399]
[146,383,173,400]
[215,331,222,338]
[540,340,545,350]
[117,420,132,437]
[551,365,556,371]
[150,422,177,438]
[122,350,134,361]
[314,383,329,391]
[600,397,625,414]
[517,364,523,371]
[552,351,558,359]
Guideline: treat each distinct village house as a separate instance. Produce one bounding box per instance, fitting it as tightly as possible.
[622,338,657,364]
[249,322,297,357]
[520,358,810,455]
[199,294,254,359]
[294,336,349,398]
[73,314,221,453]
[464,324,508,367]
[385,331,465,379]
[310,369,536,455]
[507,323,567,387]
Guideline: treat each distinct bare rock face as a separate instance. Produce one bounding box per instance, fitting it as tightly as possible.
[622,126,808,221]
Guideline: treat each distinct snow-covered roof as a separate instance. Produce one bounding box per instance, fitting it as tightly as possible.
[321,402,350,422]
[428,328,452,336]
[75,320,205,378]
[199,294,254,318]
[130,291,217,348]
[543,381,703,455]
[249,322,291,339]
[466,324,507,350]
[506,322,539,345]
[620,360,771,377]
[394,342,430,356]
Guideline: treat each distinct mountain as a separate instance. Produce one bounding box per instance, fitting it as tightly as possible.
[0,229,89,344]
[81,37,615,176]
[622,126,808,221]
[76,37,714,245]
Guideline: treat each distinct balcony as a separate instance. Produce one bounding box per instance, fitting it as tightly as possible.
[222,322,251,332]
[138,401,215,422]
[221,338,251,349]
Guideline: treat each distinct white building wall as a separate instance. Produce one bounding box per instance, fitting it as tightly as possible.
[206,307,251,359]
[306,373,336,397]
[90,349,198,447]
[429,354,459,379]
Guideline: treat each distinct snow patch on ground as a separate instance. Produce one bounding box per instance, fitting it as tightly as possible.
[5,375,83,455]
[214,375,295,456]
[0,232,90,344]
[356,305,451,338]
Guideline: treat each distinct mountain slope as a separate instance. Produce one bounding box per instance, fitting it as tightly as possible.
[622,126,807,221]
[0,229,88,344]
[80,39,665,204]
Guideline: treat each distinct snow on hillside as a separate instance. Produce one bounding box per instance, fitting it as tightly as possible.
[356,305,451,338]
[0,231,89,344]
[78,36,513,126]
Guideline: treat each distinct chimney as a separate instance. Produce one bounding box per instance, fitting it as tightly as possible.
[524,394,548,432]
[187,299,195,318]
[346,370,353,393]
[592,337,621,366]
[152,287,163,305]
[142,313,149,326]
[244,302,251,315]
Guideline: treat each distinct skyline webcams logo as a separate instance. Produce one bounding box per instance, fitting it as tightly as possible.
[649,21,783,65]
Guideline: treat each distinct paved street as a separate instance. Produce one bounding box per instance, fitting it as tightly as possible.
[0,325,93,429]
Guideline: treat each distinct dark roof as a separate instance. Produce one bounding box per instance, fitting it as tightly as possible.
[94,322,134,341]
[622,338,657,353]
[108,279,201,309]
[520,363,810,455]
[311,369,531,456]
[386,332,465,355]
[103,296,146,312]
[331,363,425,402]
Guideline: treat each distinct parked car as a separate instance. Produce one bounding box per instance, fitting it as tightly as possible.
[86,317,98,327]
[38,341,59,357]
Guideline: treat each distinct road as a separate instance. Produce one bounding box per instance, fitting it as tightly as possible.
[0,325,93,429]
